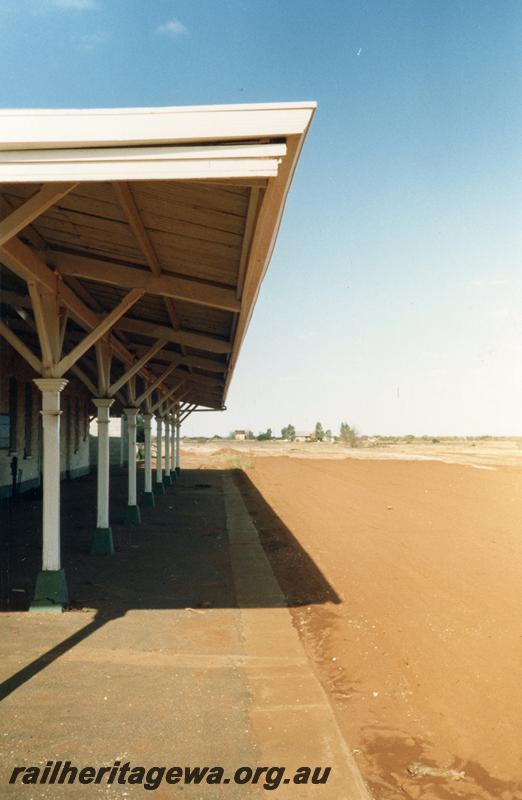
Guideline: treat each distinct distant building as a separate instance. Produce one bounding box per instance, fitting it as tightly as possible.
[234,430,246,441]
[294,431,314,442]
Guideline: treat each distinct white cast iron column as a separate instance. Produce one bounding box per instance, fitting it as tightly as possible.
[31,378,69,611]
[91,398,115,555]
[154,414,165,494]
[164,416,171,485]
[124,408,141,524]
[142,412,154,507]
[175,417,181,474]
[119,415,127,466]
[169,414,176,480]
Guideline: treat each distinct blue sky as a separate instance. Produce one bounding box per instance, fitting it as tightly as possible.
[1,1,521,436]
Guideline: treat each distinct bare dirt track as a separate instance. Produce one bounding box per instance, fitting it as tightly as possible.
[186,445,522,799]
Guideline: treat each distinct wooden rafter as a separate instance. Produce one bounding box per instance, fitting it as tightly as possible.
[113,181,194,373]
[0,318,42,373]
[0,237,171,396]
[52,250,240,313]
[134,362,180,407]
[0,183,77,246]
[107,338,166,397]
[61,275,132,348]
[94,339,112,396]
[112,182,161,275]
[115,317,231,354]
[131,345,226,374]
[27,282,61,371]
[0,196,47,250]
[70,364,98,396]
[236,187,260,300]
[150,382,184,414]
[55,287,144,376]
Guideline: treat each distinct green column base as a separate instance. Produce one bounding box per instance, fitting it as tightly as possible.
[142,491,155,507]
[170,470,177,482]
[153,481,165,495]
[91,527,114,555]
[125,504,142,525]
[163,473,172,486]
[30,569,69,612]
[175,467,181,476]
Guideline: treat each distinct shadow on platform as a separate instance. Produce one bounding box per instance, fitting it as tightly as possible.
[0,466,339,701]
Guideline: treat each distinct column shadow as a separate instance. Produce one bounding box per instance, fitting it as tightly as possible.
[0,467,339,701]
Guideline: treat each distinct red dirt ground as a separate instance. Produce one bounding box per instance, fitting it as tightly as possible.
[231,455,522,800]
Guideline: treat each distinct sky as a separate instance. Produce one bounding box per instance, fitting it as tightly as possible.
[1,0,521,437]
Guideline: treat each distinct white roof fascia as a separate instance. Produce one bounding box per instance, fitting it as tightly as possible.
[0,102,317,150]
[222,106,316,400]
[0,142,286,182]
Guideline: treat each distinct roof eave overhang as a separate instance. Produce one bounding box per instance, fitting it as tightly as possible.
[0,101,317,150]
[0,101,316,412]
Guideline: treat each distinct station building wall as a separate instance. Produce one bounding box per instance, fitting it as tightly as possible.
[0,343,91,500]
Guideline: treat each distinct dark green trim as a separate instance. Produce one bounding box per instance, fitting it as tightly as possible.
[30,569,68,612]
[125,504,141,525]
[91,527,114,555]
[60,465,90,481]
[69,465,90,479]
[142,491,155,508]
[0,476,40,500]
[0,465,90,501]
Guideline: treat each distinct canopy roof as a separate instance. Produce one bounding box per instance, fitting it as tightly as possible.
[0,102,315,414]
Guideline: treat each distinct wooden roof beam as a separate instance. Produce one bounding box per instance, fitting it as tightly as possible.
[0,318,42,373]
[236,187,260,300]
[134,361,180,407]
[107,337,167,397]
[150,382,184,414]
[112,181,193,372]
[52,250,240,313]
[0,237,171,395]
[55,288,144,377]
[70,363,98,396]
[0,196,48,250]
[114,316,232,354]
[185,374,224,389]
[112,182,161,276]
[0,183,77,246]
[131,345,226,374]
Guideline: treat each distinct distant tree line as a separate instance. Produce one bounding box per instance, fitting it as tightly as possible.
[222,422,361,445]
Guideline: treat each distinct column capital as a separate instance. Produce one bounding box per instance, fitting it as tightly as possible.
[92,398,115,409]
[34,378,68,394]
[142,413,153,422]
[124,407,139,418]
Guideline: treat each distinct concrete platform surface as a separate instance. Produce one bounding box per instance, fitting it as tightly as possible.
[0,469,370,799]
